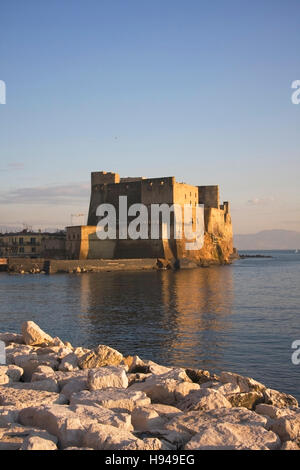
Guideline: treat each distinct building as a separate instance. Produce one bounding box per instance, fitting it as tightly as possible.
[66,171,234,266]
[0,230,66,259]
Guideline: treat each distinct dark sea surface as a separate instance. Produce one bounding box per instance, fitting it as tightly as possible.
[0,250,299,400]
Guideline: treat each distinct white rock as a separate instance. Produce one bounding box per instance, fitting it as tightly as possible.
[20,435,58,450]
[0,332,24,345]
[78,345,123,369]
[14,354,59,381]
[270,414,300,442]
[131,407,165,431]
[10,378,59,393]
[69,404,133,431]
[31,365,56,382]
[83,422,143,450]
[0,424,57,450]
[0,386,67,408]
[255,403,299,420]
[0,365,23,383]
[59,353,79,372]
[263,388,298,408]
[87,366,128,391]
[21,321,53,346]
[118,437,173,450]
[0,406,19,426]
[18,405,85,448]
[163,407,269,446]
[201,382,240,395]
[129,369,199,405]
[61,378,88,400]
[177,388,232,411]
[220,371,265,393]
[70,388,151,412]
[184,422,281,450]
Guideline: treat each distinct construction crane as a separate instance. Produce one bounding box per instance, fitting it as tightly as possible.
[70,213,86,226]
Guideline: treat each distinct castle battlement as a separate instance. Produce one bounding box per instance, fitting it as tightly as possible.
[66,171,234,266]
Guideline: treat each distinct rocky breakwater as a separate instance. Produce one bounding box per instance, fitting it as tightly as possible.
[0,321,299,450]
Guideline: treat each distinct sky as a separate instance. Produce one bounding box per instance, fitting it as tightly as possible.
[0,0,299,234]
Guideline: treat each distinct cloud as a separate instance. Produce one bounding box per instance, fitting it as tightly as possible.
[0,162,25,172]
[247,197,275,206]
[0,183,90,205]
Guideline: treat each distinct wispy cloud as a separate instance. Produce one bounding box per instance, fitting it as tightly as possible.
[247,197,275,206]
[0,162,25,172]
[0,183,90,205]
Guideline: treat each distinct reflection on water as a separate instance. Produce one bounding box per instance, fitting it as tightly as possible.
[0,251,299,400]
[78,267,234,370]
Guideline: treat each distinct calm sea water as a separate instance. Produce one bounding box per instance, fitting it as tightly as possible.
[0,250,299,400]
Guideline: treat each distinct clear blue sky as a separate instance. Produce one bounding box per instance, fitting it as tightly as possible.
[0,0,299,233]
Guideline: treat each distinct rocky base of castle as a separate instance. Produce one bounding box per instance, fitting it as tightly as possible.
[0,321,299,451]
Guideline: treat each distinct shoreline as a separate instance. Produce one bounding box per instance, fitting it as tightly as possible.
[0,321,299,450]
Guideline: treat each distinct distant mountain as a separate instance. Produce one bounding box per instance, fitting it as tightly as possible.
[234,230,300,250]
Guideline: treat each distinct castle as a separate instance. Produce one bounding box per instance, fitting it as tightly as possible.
[66,171,234,267]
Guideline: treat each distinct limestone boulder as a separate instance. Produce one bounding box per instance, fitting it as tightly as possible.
[59,353,79,372]
[69,404,133,431]
[119,437,173,450]
[255,403,299,420]
[177,388,232,412]
[263,388,298,409]
[55,370,89,389]
[163,407,269,446]
[149,403,183,420]
[226,391,264,410]
[0,386,67,408]
[18,405,85,448]
[78,345,123,369]
[10,378,59,393]
[61,377,88,400]
[31,365,56,382]
[0,424,57,451]
[83,422,143,450]
[70,388,151,412]
[87,366,128,391]
[270,414,300,442]
[281,440,300,450]
[184,422,281,450]
[201,381,240,395]
[220,371,265,393]
[0,332,24,345]
[0,407,19,427]
[21,321,53,346]
[14,354,59,381]
[128,369,199,405]
[0,365,23,385]
[131,406,166,432]
[20,435,58,450]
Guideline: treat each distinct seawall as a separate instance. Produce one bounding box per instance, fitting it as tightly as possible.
[6,257,159,274]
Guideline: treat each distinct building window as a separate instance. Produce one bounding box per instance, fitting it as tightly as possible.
[19,238,24,245]
[30,237,36,245]
[19,247,24,253]
[32,247,36,253]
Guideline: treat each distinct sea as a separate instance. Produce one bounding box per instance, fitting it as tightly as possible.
[0,250,299,401]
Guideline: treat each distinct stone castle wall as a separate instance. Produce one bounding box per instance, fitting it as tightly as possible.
[71,171,234,265]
